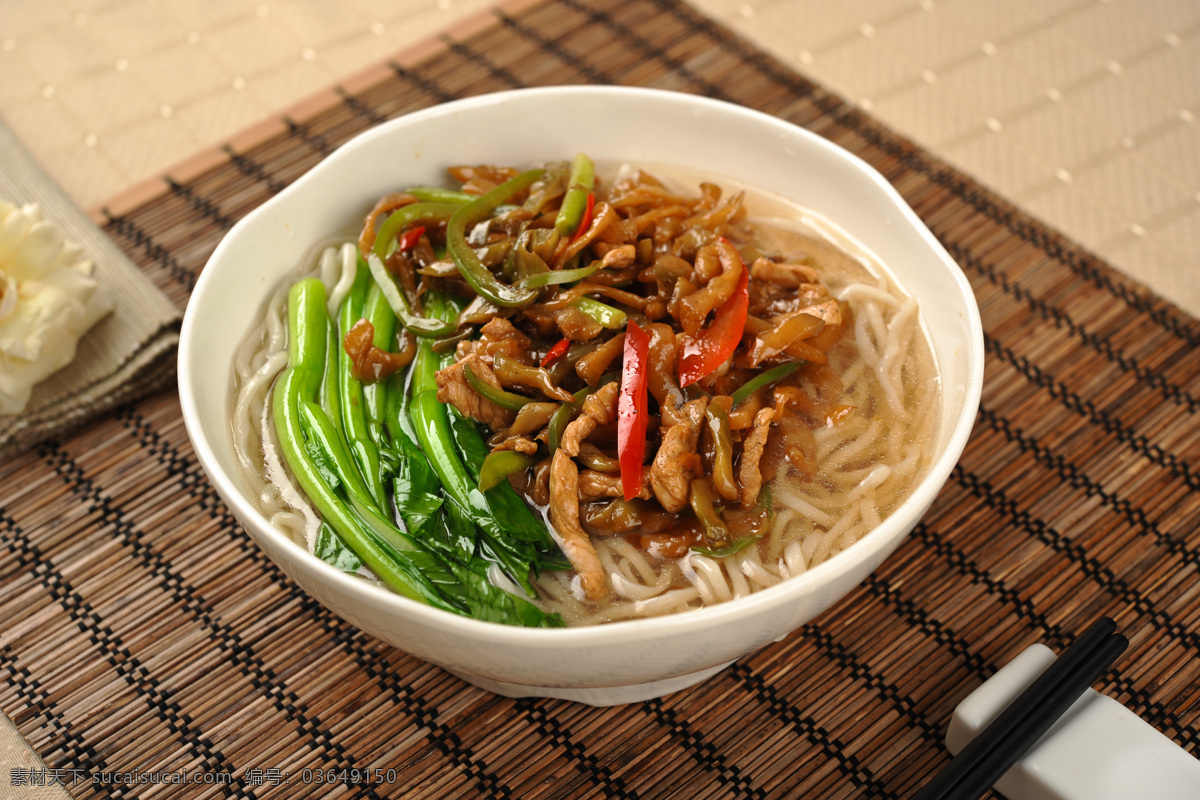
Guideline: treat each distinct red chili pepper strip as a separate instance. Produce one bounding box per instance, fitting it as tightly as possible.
[539,337,571,368]
[678,265,750,387]
[396,225,425,252]
[618,321,651,501]
[568,192,595,245]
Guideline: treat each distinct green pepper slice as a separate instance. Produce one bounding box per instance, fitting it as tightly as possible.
[446,169,545,308]
[463,363,535,412]
[373,202,459,260]
[704,403,738,502]
[730,361,802,407]
[405,186,474,205]
[365,252,457,339]
[513,260,602,289]
[478,450,537,492]
[572,296,627,329]
[554,153,595,236]
[689,478,730,545]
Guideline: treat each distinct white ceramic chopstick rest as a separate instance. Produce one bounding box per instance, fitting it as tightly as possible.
[945,643,1200,800]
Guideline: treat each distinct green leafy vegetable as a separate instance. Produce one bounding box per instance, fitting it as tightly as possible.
[315,523,364,573]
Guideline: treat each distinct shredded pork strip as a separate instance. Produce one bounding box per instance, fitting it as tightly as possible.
[542,382,623,600]
[578,469,652,501]
[492,436,539,455]
[549,451,609,600]
[749,256,819,287]
[435,354,515,431]
[456,317,534,366]
[560,383,619,457]
[649,398,708,513]
[737,407,776,507]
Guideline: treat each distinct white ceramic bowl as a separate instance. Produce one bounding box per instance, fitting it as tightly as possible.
[179,86,983,706]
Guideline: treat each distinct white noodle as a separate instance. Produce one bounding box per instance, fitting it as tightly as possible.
[807,502,863,566]
[232,351,288,477]
[611,571,670,601]
[680,557,717,606]
[601,538,661,586]
[820,420,883,472]
[326,243,358,314]
[487,564,536,601]
[689,554,733,604]
[772,484,836,528]
[738,549,781,589]
[629,587,700,618]
[726,557,752,599]
[783,540,807,578]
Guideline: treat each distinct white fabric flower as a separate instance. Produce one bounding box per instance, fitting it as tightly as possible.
[0,200,113,415]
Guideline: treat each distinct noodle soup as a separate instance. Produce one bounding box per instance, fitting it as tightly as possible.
[230,158,939,628]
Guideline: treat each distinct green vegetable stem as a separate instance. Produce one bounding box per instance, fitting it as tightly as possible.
[274,277,563,627]
[555,153,596,236]
[336,261,387,508]
[271,278,460,611]
[407,291,564,595]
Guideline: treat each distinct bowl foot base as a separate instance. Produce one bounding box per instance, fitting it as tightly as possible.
[444,661,734,706]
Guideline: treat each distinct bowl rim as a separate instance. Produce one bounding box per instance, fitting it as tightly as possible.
[179,84,985,645]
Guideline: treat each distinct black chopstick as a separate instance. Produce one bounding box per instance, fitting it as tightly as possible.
[912,617,1128,800]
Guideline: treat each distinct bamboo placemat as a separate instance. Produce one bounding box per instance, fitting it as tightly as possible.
[3,0,1199,797]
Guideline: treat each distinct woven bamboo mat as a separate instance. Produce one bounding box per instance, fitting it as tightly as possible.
[3,0,1200,797]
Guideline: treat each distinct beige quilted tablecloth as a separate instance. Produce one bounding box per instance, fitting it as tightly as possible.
[1,0,1196,314]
